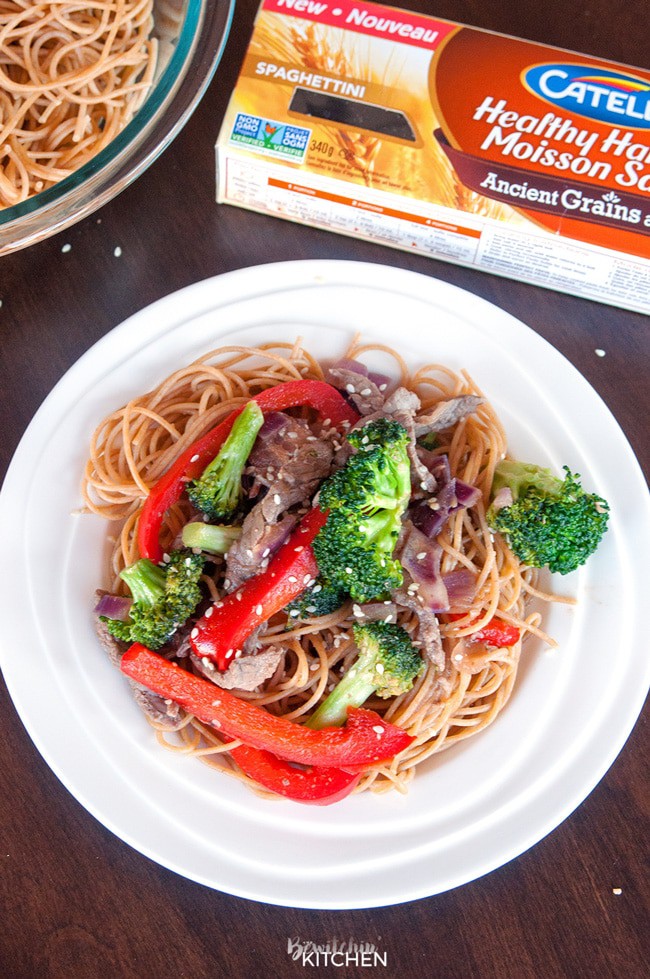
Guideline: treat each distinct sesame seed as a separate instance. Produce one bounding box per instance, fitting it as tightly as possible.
[345,384,356,393]
[236,592,242,601]
[372,725,384,735]
[376,663,385,674]
[303,573,312,584]
[190,628,199,639]
[190,454,200,462]
[416,551,427,560]
[453,653,463,663]
[360,388,372,396]
[204,606,213,618]
[612,887,622,895]
[114,246,122,257]
[288,575,297,583]
[309,662,319,671]
[255,604,263,616]
[210,718,221,728]
[345,567,353,574]
[287,431,298,439]
[294,546,304,553]
[312,584,322,594]
[352,604,364,618]
[225,648,233,658]
[162,552,171,563]
[262,548,271,558]
[214,601,223,608]
[595,348,606,357]
[379,383,388,392]
[289,609,300,617]
[235,649,243,658]
[273,494,281,504]
[212,699,221,706]
[61,243,72,253]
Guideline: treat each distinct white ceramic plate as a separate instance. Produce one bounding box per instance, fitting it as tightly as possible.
[1,261,648,909]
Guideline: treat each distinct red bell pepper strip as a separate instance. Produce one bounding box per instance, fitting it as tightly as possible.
[228,744,361,805]
[447,613,520,647]
[190,506,327,671]
[137,379,359,563]
[120,643,414,768]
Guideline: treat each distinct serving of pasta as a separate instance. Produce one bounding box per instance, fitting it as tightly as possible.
[83,337,570,804]
[0,0,161,207]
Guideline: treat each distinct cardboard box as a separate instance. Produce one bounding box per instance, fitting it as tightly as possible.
[216,0,650,313]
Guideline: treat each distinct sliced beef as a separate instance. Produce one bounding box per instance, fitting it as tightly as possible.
[326,365,385,415]
[247,412,333,507]
[94,612,183,727]
[131,685,182,728]
[226,411,335,589]
[389,585,445,671]
[190,646,284,691]
[352,601,398,624]
[94,613,126,670]
[414,395,484,436]
[225,509,297,590]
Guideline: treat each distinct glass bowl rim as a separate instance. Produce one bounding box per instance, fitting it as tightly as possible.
[0,0,235,252]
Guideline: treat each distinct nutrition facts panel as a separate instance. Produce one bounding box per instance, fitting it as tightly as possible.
[478,228,650,310]
[220,156,650,314]
[222,157,483,265]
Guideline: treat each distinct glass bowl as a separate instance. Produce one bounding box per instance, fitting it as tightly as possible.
[0,0,234,255]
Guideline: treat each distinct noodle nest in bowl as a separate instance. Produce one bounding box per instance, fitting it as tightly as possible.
[0,0,158,206]
[83,338,560,799]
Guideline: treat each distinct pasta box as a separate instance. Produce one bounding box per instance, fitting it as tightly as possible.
[215,0,650,313]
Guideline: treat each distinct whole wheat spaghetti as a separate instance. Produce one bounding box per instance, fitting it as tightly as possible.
[0,0,158,207]
[84,338,563,799]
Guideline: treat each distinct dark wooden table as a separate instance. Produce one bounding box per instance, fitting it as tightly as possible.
[1,1,648,976]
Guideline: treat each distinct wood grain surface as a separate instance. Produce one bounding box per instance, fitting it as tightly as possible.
[0,1,648,976]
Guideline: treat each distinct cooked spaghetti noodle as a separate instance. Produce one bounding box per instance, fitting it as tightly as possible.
[83,338,563,798]
[0,0,158,207]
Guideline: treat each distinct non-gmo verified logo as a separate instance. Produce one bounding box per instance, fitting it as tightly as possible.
[230,113,310,160]
[523,63,650,128]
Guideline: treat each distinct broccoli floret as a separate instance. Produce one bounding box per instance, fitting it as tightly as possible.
[181,521,242,554]
[308,621,423,728]
[285,576,348,623]
[187,401,264,521]
[487,460,609,575]
[102,550,205,649]
[313,418,411,603]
